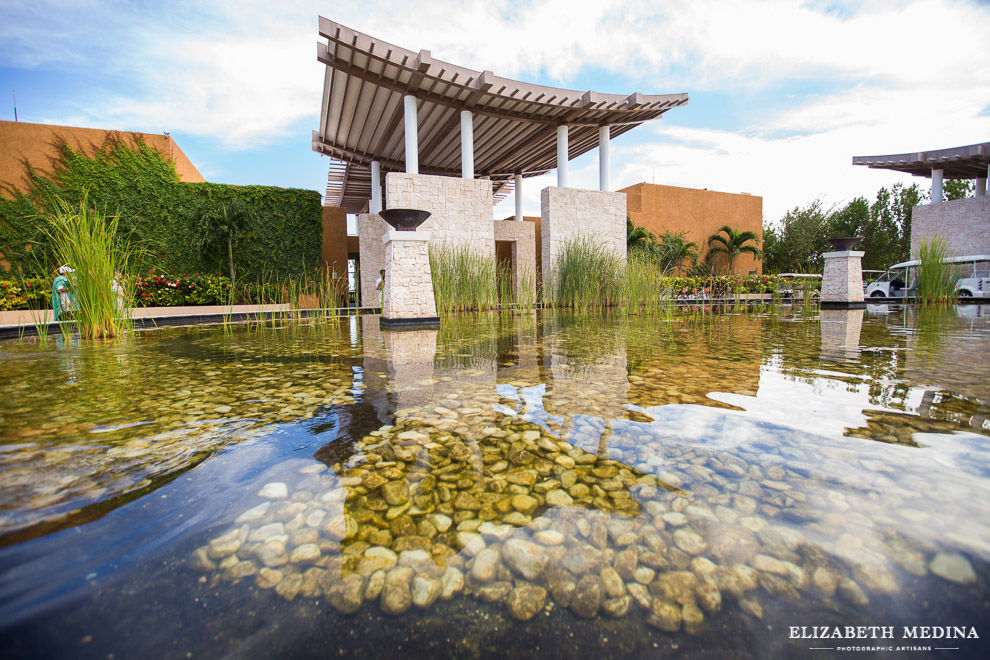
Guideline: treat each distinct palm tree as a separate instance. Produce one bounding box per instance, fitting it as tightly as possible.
[626,218,658,255]
[657,232,700,275]
[706,225,762,275]
[196,199,253,282]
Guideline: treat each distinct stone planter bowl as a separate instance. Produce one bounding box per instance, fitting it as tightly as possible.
[380,208,431,232]
[827,237,864,251]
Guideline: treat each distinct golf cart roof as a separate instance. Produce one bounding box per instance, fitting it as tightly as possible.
[887,254,990,270]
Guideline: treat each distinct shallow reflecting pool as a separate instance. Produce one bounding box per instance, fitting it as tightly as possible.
[1,305,989,658]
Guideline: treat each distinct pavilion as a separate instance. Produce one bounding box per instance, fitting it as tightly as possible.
[313,17,688,304]
[853,142,990,256]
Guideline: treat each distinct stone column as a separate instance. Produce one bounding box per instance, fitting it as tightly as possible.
[821,249,865,308]
[556,125,569,188]
[599,125,610,192]
[514,173,523,222]
[404,95,419,175]
[932,168,943,204]
[977,175,987,197]
[381,229,439,327]
[370,160,382,214]
[460,110,474,180]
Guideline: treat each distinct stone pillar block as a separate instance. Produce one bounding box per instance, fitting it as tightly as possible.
[381,230,439,327]
[541,187,626,299]
[822,250,865,308]
[385,173,494,258]
[357,213,387,308]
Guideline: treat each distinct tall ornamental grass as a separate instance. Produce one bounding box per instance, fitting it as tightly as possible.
[544,237,673,313]
[623,251,674,315]
[544,237,623,309]
[916,236,960,305]
[515,267,537,310]
[42,196,133,339]
[429,243,498,314]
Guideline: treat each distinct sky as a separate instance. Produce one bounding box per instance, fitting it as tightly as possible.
[1,0,989,225]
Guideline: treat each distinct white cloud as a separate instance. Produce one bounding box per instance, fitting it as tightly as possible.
[3,0,988,215]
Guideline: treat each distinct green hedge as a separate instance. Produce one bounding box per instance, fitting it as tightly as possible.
[0,133,322,280]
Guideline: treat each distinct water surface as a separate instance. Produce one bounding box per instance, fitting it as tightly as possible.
[1,306,988,659]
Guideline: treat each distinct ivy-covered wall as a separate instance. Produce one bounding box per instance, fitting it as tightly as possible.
[0,133,322,280]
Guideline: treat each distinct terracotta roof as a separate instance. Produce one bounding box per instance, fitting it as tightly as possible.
[314,17,688,212]
[853,142,990,179]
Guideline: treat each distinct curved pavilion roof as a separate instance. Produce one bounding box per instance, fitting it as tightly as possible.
[314,17,688,212]
[852,142,990,179]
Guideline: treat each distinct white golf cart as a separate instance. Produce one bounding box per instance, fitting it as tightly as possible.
[864,255,990,300]
[777,273,822,302]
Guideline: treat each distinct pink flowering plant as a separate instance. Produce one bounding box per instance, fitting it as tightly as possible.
[131,272,231,307]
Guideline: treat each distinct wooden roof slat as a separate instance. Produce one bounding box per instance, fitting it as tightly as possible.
[853,142,990,180]
[315,16,688,206]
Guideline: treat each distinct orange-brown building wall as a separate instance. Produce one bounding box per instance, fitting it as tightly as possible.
[321,206,349,278]
[620,183,763,275]
[0,120,205,195]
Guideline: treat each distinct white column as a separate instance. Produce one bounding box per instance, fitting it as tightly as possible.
[370,160,382,214]
[598,125,610,192]
[556,125,568,188]
[460,110,474,180]
[514,173,523,222]
[977,172,987,197]
[932,168,943,204]
[404,95,419,175]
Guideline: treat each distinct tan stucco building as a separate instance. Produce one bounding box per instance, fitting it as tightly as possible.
[620,182,764,275]
[0,120,205,194]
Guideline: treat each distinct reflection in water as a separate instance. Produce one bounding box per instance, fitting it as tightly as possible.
[820,308,863,362]
[1,306,989,658]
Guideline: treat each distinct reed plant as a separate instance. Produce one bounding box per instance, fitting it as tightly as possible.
[915,236,960,305]
[515,267,537,311]
[622,251,673,315]
[544,237,623,309]
[429,242,498,314]
[41,196,133,339]
[28,307,51,344]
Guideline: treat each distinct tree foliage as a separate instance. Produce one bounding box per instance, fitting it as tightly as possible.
[762,182,928,273]
[943,179,974,201]
[195,198,254,282]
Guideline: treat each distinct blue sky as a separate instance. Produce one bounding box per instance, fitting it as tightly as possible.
[2,0,989,223]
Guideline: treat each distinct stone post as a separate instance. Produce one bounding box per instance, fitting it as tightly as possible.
[821,249,865,308]
[381,229,439,328]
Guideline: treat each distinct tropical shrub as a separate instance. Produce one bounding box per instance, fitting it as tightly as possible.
[132,272,232,307]
[0,277,51,310]
[664,274,777,296]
